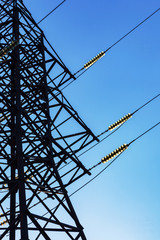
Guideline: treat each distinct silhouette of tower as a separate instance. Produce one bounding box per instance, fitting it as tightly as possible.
[0,0,98,239]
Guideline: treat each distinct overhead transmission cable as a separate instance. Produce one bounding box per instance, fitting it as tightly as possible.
[76,7,160,73]
[6,118,158,222]
[70,120,160,196]
[36,120,160,222]
[60,7,160,91]
[1,4,159,95]
[13,116,158,227]
[58,93,160,171]
[1,4,159,175]
[0,1,159,212]
[37,0,66,25]
[2,87,160,228]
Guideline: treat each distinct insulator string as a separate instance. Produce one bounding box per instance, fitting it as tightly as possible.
[73,7,160,78]
[99,120,160,166]
[101,144,128,163]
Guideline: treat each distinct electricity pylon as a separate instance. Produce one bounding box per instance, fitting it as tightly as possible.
[0,0,98,239]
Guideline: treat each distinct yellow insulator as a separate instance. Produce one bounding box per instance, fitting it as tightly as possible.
[108,113,132,131]
[26,175,33,181]
[3,220,8,225]
[0,40,19,59]
[84,51,105,69]
[101,144,128,163]
[1,220,8,225]
[0,113,10,123]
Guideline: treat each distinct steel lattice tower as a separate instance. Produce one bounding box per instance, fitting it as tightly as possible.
[0,0,98,239]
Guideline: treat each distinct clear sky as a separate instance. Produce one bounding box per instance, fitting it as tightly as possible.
[24,0,160,239]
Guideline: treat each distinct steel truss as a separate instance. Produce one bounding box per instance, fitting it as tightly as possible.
[0,0,98,239]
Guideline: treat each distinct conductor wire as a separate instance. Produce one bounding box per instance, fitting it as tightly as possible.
[58,7,160,91]
[37,0,66,25]
[72,7,160,78]
[129,121,160,145]
[104,7,160,54]
[132,93,160,114]
[70,120,160,197]
[26,120,160,226]
[76,93,160,158]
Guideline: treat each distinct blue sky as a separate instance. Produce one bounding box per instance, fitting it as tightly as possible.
[24,0,160,239]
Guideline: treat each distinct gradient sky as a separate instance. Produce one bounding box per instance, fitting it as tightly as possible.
[24,0,160,239]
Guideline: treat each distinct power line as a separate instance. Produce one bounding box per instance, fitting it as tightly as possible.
[132,93,160,114]
[78,124,124,158]
[12,6,158,92]
[58,93,160,172]
[69,120,160,197]
[69,155,120,198]
[38,120,160,221]
[104,7,160,54]
[129,121,160,145]
[58,124,124,171]
[70,7,160,81]
[76,93,160,158]
[37,0,66,25]
[2,0,160,206]
[1,4,159,92]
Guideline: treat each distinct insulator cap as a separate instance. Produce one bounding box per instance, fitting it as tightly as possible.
[84,51,105,69]
[0,40,19,58]
[108,113,132,131]
[101,144,128,163]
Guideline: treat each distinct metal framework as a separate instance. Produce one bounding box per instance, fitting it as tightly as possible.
[0,0,98,239]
